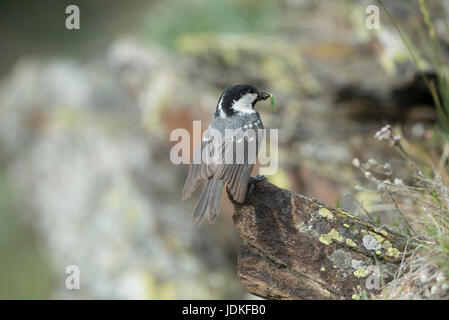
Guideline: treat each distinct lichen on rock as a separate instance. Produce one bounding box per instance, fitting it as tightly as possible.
[362,234,382,251]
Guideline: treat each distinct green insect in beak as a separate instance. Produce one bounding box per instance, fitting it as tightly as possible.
[269,93,275,110]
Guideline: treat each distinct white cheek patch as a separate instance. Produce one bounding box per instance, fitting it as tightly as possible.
[217,97,227,119]
[231,93,257,114]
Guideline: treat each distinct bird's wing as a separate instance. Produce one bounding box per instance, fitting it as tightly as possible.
[182,125,264,203]
[215,126,264,203]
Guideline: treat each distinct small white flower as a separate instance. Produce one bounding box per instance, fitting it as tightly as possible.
[374,125,401,146]
[364,171,372,178]
[374,125,393,141]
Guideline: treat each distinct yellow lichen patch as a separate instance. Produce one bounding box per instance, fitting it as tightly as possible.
[333,265,337,269]
[361,229,367,234]
[375,250,382,255]
[373,226,390,238]
[356,285,361,289]
[320,267,326,272]
[318,207,334,220]
[352,294,361,300]
[329,229,344,242]
[319,228,344,245]
[382,240,392,250]
[319,234,332,245]
[341,211,354,219]
[343,223,350,228]
[386,247,400,258]
[346,238,357,247]
[353,268,368,278]
[368,231,385,244]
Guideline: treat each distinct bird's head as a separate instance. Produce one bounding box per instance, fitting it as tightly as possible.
[216,84,270,118]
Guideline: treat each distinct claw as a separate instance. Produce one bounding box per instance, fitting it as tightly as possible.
[247,175,268,199]
[251,174,267,182]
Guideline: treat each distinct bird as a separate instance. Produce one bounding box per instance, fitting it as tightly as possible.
[182,84,271,223]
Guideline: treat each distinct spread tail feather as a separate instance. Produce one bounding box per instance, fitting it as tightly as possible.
[193,179,223,223]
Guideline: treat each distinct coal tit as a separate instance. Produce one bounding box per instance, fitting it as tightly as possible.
[182,84,270,223]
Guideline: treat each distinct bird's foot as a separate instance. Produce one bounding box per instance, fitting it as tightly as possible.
[247,175,268,199]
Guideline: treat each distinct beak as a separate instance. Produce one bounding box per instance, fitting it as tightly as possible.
[257,91,270,101]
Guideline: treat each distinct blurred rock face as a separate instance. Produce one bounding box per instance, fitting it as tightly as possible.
[0,40,244,299]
